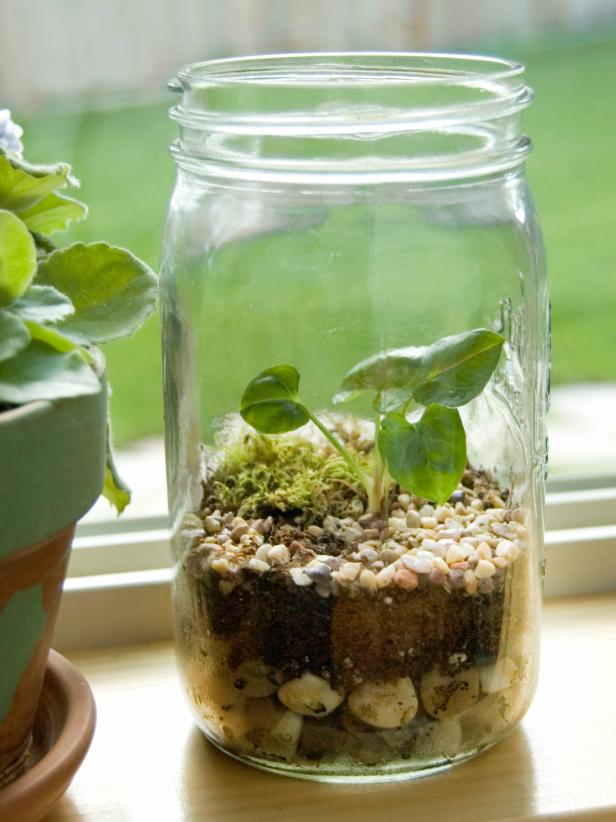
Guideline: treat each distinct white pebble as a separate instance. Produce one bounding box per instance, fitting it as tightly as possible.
[375,564,397,588]
[255,543,272,562]
[204,515,222,534]
[434,506,451,523]
[419,504,435,517]
[248,558,270,573]
[253,710,303,760]
[401,553,433,574]
[477,541,493,561]
[421,516,438,529]
[388,517,407,531]
[446,544,468,565]
[232,660,280,697]
[359,568,378,592]
[464,569,478,594]
[397,494,412,510]
[230,523,249,541]
[337,562,362,582]
[289,567,313,586]
[420,667,480,719]
[479,657,518,693]
[348,678,418,728]
[470,498,484,511]
[307,525,324,537]
[268,544,290,565]
[495,539,519,561]
[474,559,496,579]
[394,568,418,590]
[277,673,345,717]
[432,557,450,575]
[405,510,422,528]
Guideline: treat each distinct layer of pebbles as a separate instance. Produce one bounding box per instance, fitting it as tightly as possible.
[184,469,526,600]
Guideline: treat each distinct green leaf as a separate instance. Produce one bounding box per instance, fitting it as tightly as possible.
[0,339,101,404]
[36,242,158,343]
[19,192,87,235]
[24,320,77,353]
[378,405,466,504]
[0,209,37,305]
[0,309,30,363]
[102,432,131,514]
[412,329,504,408]
[11,285,75,322]
[0,149,76,213]
[335,346,426,412]
[240,364,310,434]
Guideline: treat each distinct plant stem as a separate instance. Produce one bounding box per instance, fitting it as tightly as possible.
[307,411,374,498]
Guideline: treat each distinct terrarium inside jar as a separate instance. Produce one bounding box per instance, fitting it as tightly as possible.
[161,53,549,780]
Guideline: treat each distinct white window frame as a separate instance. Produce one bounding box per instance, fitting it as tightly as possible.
[54,483,616,652]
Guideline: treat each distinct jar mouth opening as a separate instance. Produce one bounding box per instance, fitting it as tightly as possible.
[170,51,530,133]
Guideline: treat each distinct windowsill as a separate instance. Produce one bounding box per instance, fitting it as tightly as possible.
[47,593,616,821]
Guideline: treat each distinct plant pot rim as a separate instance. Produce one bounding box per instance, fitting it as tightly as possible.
[0,349,108,558]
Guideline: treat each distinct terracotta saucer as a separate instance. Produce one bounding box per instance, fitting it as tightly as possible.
[0,650,96,822]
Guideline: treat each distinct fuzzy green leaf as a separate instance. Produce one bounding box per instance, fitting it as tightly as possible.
[36,242,158,343]
[378,405,466,504]
[11,285,75,323]
[19,192,87,234]
[0,339,101,404]
[0,309,30,363]
[413,329,504,407]
[24,320,77,353]
[0,149,75,213]
[0,209,37,305]
[240,365,310,434]
[102,433,131,514]
[334,346,425,411]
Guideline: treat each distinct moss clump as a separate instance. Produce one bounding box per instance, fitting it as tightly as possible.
[201,430,370,522]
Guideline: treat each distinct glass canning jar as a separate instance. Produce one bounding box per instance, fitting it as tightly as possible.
[161,53,549,781]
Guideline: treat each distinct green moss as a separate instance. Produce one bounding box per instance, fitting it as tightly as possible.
[201,431,370,522]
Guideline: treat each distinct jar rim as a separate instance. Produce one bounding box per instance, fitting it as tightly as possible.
[170,51,530,133]
[169,52,532,183]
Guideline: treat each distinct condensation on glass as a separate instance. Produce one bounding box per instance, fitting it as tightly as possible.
[161,53,549,781]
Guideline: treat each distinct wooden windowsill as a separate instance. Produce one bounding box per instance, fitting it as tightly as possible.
[48,593,616,821]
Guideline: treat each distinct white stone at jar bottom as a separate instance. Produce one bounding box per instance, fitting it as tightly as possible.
[479,657,517,693]
[413,717,463,760]
[347,678,419,729]
[277,672,345,718]
[251,710,303,760]
[420,666,480,719]
[231,659,280,698]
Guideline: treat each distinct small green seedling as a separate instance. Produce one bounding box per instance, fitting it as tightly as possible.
[240,328,504,510]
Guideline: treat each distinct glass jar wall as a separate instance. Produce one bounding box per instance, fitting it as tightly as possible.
[161,54,549,781]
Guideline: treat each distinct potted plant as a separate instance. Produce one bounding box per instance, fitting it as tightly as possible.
[0,111,157,778]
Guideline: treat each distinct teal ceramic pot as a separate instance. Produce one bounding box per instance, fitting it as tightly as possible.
[0,359,107,776]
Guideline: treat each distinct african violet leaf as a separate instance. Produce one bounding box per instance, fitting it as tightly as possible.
[36,242,158,343]
[0,309,30,363]
[378,404,466,504]
[103,428,131,514]
[11,284,74,323]
[412,329,504,408]
[25,320,77,353]
[334,346,425,412]
[0,209,37,305]
[18,192,87,235]
[0,339,101,404]
[240,365,310,434]
[0,149,76,213]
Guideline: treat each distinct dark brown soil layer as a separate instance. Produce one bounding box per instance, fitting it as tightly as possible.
[198,566,504,691]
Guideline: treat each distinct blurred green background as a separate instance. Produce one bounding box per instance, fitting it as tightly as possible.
[16,33,616,445]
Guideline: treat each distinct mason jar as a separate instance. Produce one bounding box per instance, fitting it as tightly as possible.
[161,53,549,781]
